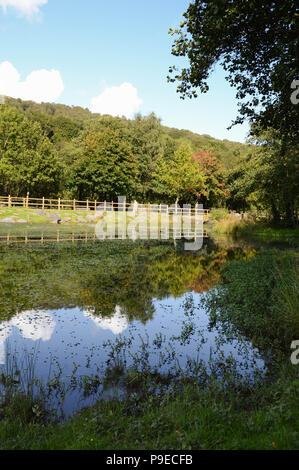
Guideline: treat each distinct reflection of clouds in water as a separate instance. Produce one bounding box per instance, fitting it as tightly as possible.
[0,321,12,364]
[0,311,56,364]
[0,321,12,342]
[10,311,56,341]
[84,306,128,335]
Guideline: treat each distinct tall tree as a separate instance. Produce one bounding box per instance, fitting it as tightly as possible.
[153,142,206,204]
[128,113,164,201]
[192,150,226,207]
[0,105,62,197]
[168,1,298,139]
[68,128,139,201]
[226,128,299,225]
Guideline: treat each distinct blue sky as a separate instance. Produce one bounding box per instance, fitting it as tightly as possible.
[0,0,250,142]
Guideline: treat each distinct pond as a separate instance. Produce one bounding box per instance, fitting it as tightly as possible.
[0,227,294,418]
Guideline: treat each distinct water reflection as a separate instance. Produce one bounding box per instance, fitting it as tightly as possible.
[0,236,267,416]
[84,306,128,335]
[0,310,55,364]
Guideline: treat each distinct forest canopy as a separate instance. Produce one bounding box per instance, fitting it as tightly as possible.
[0,93,298,226]
[0,96,249,205]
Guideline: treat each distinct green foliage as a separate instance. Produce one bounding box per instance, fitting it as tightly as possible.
[153,142,206,203]
[168,1,298,139]
[203,250,299,354]
[209,208,229,221]
[68,128,139,200]
[2,97,252,205]
[225,127,299,226]
[0,106,62,197]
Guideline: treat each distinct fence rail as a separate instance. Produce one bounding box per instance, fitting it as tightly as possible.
[0,230,209,245]
[0,195,210,216]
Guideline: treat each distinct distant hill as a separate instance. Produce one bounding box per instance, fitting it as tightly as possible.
[4,96,251,170]
[162,126,250,170]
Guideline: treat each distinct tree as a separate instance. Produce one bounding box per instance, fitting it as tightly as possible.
[168,1,298,139]
[192,150,226,207]
[225,128,299,225]
[68,128,139,201]
[0,105,62,197]
[128,113,164,201]
[153,142,206,204]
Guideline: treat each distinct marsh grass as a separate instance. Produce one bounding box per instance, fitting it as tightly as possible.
[210,214,299,243]
[274,260,299,339]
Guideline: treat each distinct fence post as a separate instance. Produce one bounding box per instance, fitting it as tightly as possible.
[8,195,11,208]
[87,199,89,211]
[104,200,106,212]
[94,200,97,213]
[73,199,76,211]
[42,197,45,210]
[111,201,114,211]
[58,198,61,211]
[26,193,29,208]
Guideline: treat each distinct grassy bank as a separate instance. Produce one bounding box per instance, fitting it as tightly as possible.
[0,249,298,450]
[0,206,204,229]
[209,211,299,243]
[1,365,299,450]
[0,206,102,225]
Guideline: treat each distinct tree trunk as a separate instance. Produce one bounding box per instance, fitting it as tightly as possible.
[271,201,280,226]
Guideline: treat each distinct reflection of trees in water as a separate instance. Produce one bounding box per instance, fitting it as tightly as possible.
[0,239,257,326]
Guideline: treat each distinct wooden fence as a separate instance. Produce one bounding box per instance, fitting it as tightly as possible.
[0,195,210,216]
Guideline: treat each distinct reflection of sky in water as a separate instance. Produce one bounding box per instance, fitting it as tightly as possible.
[0,293,265,417]
[83,306,128,335]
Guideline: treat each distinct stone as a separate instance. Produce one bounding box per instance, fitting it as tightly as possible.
[34,210,47,216]
[0,217,15,223]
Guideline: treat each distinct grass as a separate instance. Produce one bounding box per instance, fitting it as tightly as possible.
[0,206,206,228]
[1,363,299,450]
[0,206,102,225]
[209,213,299,243]
[0,249,298,449]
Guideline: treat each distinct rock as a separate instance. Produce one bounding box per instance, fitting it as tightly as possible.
[48,213,61,222]
[34,210,47,216]
[0,217,15,223]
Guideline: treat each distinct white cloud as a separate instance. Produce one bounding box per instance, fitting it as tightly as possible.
[0,0,47,17]
[0,61,64,103]
[90,82,142,118]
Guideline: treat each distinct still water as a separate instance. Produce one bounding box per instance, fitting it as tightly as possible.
[0,229,284,417]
